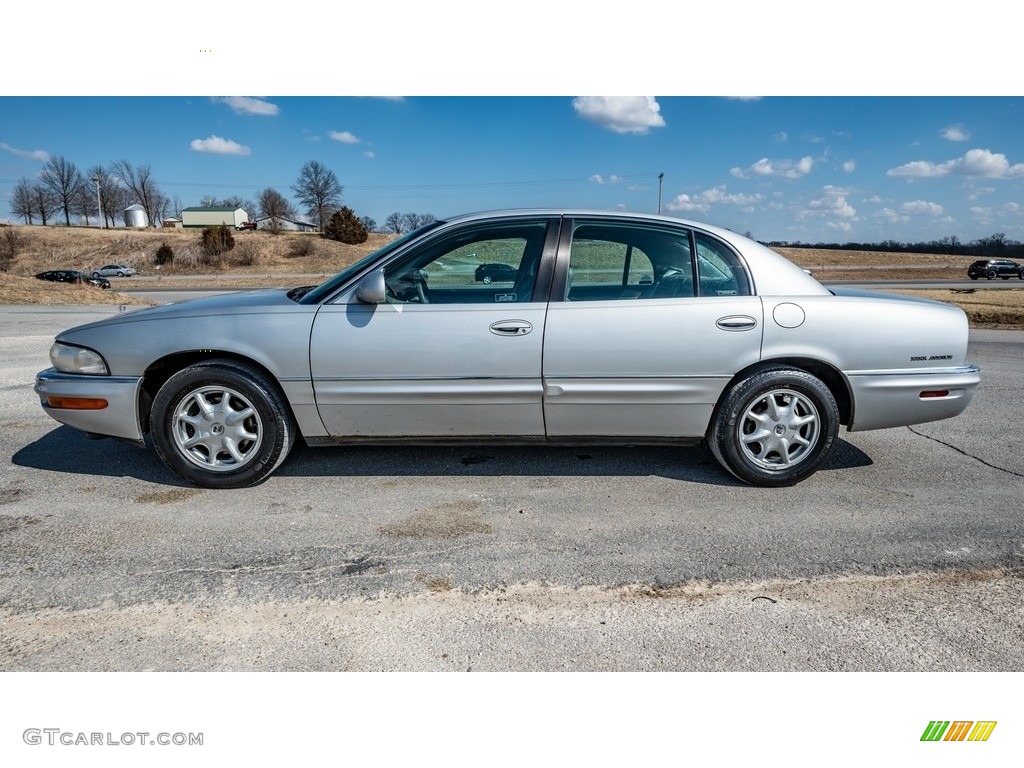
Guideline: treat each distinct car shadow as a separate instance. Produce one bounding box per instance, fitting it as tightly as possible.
[12,426,873,488]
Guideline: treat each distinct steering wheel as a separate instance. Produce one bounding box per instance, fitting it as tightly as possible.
[384,269,431,304]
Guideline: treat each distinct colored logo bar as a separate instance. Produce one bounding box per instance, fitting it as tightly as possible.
[921,721,997,742]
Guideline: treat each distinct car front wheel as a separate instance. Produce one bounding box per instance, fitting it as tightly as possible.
[987,270,997,279]
[708,367,839,487]
[151,360,297,488]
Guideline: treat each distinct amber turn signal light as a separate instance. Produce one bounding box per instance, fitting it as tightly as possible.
[45,396,108,410]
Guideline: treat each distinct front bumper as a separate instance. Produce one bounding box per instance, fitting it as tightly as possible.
[35,368,145,442]
[846,364,981,431]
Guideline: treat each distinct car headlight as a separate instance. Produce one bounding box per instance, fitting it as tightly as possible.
[49,342,109,375]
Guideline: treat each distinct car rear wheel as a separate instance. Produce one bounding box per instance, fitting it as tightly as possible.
[1018,271,1024,280]
[151,360,297,488]
[708,367,839,487]
[92,271,100,277]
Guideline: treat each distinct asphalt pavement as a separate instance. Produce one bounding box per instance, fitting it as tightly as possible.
[1,305,1022,671]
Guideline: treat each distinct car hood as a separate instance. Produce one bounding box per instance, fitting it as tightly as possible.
[56,288,312,337]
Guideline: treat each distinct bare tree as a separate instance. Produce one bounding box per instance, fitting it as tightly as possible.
[358,215,377,233]
[10,177,36,224]
[109,160,162,227]
[87,166,119,229]
[401,212,421,233]
[291,161,343,231]
[221,195,257,222]
[385,212,403,234]
[40,156,85,226]
[73,183,97,226]
[151,191,170,224]
[171,195,184,219]
[257,187,296,235]
[31,183,58,226]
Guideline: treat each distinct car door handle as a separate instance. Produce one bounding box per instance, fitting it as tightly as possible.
[489,320,533,336]
[716,315,757,331]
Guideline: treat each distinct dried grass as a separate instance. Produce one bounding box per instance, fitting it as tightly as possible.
[0,275,153,306]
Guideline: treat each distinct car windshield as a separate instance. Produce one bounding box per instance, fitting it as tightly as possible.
[296,222,445,305]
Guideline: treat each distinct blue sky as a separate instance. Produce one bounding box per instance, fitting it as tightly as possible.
[1,3,1021,243]
[2,95,1022,242]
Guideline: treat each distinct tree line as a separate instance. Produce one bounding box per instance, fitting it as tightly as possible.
[764,233,1024,260]
[9,156,436,236]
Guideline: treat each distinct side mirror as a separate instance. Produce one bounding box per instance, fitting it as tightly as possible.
[355,270,386,304]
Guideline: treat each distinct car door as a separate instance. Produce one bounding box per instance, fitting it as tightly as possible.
[542,218,763,438]
[310,218,557,438]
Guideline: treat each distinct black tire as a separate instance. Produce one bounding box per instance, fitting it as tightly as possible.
[1018,270,1024,280]
[969,274,979,280]
[92,271,101,277]
[708,367,839,487]
[151,360,297,488]
[117,271,125,277]
[482,275,493,284]
[986,270,997,280]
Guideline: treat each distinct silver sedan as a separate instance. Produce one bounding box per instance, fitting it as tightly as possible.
[36,210,980,488]
[91,264,137,277]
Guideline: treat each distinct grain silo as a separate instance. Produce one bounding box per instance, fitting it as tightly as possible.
[124,204,149,228]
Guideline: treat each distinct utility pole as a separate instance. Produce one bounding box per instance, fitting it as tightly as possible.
[657,172,664,214]
[92,176,105,229]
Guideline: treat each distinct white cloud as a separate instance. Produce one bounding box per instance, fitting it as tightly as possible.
[1002,202,1021,213]
[215,97,279,116]
[843,160,856,173]
[364,151,375,159]
[887,148,1024,179]
[877,208,909,223]
[189,135,251,155]
[808,192,856,218]
[863,194,883,203]
[329,131,361,144]
[1,142,49,162]
[901,200,944,216]
[730,155,813,179]
[666,185,763,213]
[941,124,969,141]
[589,174,622,184]
[970,206,990,214]
[725,96,762,101]
[827,221,853,232]
[572,97,665,134]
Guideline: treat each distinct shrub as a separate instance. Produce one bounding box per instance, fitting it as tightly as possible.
[234,240,262,266]
[200,225,235,260]
[1,228,24,271]
[155,242,174,265]
[322,206,369,244]
[287,237,317,258]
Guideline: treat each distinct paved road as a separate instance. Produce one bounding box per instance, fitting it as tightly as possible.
[2,306,1022,671]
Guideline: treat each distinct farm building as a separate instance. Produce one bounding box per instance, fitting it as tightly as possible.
[181,207,250,229]
[253,215,318,232]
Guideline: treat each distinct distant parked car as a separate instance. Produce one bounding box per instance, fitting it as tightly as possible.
[967,259,1023,280]
[475,263,519,284]
[91,264,137,277]
[35,270,110,289]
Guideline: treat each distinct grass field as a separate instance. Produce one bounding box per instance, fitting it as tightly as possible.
[1,225,1021,328]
